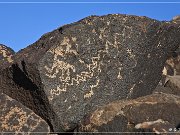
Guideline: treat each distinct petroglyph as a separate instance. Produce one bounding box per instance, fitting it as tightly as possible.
[0,93,50,133]
[127,84,136,98]
[44,37,104,100]
[117,67,123,79]
[43,26,139,101]
[0,107,27,131]
[84,79,100,99]
[45,60,75,79]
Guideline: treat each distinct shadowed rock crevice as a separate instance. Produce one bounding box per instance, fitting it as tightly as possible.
[12,64,38,90]
[0,63,57,132]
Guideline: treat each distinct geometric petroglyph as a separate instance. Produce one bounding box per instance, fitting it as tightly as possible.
[44,27,137,100]
[41,18,142,102]
[44,37,104,100]
[43,33,129,101]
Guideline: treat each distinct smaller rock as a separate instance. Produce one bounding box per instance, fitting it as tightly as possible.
[78,93,180,134]
[0,93,50,134]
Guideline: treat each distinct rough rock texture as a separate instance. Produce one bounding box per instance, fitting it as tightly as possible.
[165,76,180,93]
[0,93,50,134]
[162,46,180,78]
[38,14,180,130]
[0,33,59,131]
[78,93,180,134]
[0,44,15,65]
[153,86,176,95]
[155,76,180,97]
[0,14,180,132]
[159,16,180,85]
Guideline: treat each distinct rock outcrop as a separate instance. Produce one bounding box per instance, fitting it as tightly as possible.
[173,15,180,23]
[0,93,50,134]
[0,44,15,65]
[78,93,180,134]
[160,17,180,86]
[0,14,180,133]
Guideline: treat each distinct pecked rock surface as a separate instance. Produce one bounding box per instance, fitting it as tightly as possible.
[0,14,180,132]
[0,93,50,134]
[78,93,180,134]
[38,14,180,130]
[0,44,15,65]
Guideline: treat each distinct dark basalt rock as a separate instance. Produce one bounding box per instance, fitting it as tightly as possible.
[0,32,60,132]
[38,14,180,130]
[0,14,180,132]
[0,93,50,134]
[78,93,180,134]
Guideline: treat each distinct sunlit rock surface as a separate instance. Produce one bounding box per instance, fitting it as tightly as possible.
[0,14,179,132]
[0,44,15,65]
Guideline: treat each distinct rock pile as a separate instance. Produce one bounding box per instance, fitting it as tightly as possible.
[0,14,180,134]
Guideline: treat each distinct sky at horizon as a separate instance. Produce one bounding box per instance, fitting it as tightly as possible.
[0,1,180,52]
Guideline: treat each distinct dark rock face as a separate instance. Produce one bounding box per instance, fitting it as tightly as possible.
[38,14,180,130]
[78,93,180,134]
[0,33,60,131]
[0,14,180,132]
[0,44,15,65]
[0,93,50,134]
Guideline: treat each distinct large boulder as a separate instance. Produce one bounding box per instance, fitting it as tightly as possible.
[0,93,50,134]
[38,14,180,130]
[0,14,180,132]
[78,93,180,134]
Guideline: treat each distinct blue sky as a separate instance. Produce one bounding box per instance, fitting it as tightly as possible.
[0,0,180,52]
